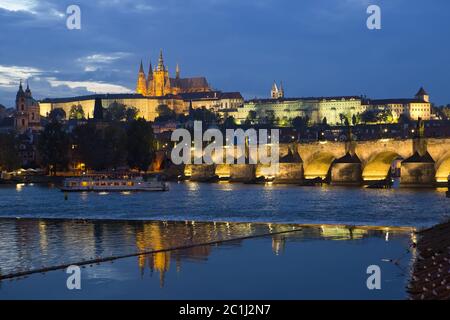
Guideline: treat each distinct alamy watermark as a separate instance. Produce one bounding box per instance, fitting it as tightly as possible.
[366,265,381,290]
[66,5,81,30]
[367,5,381,30]
[66,265,81,290]
[171,121,280,170]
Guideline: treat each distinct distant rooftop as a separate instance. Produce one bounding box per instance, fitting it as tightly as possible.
[246,96,362,103]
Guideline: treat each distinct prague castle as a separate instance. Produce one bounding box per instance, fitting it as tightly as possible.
[136,50,211,97]
[38,50,243,121]
[34,49,430,126]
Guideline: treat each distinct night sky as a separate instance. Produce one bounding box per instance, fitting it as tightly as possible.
[0,0,449,107]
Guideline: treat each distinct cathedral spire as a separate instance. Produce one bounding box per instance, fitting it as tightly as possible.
[157,49,165,71]
[25,80,31,96]
[136,59,147,95]
[147,61,153,80]
[176,63,180,79]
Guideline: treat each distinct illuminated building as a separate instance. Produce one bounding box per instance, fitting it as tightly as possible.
[363,87,431,121]
[271,81,284,99]
[137,50,211,96]
[14,81,41,133]
[38,50,242,122]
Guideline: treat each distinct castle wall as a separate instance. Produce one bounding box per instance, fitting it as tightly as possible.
[39,97,188,122]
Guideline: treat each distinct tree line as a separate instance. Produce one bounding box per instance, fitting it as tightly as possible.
[38,118,155,175]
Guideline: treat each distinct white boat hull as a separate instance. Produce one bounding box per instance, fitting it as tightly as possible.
[60,177,169,192]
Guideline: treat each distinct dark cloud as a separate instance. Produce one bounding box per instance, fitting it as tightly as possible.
[0,0,449,106]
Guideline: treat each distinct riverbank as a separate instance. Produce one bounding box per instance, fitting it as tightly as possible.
[408,220,450,300]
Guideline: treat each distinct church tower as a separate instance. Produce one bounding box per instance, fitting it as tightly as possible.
[271,81,284,99]
[150,50,171,96]
[415,87,429,103]
[136,60,147,96]
[15,81,40,133]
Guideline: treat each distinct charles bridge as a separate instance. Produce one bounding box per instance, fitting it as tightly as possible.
[163,138,450,187]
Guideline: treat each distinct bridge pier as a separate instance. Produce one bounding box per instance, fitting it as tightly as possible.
[189,164,217,182]
[275,163,303,184]
[331,153,362,185]
[400,152,436,187]
[230,164,256,182]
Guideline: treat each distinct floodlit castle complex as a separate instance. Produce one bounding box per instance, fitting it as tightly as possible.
[34,49,431,126]
[39,50,243,121]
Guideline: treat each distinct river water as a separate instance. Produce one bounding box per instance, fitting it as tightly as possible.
[0,181,448,227]
[0,182,447,299]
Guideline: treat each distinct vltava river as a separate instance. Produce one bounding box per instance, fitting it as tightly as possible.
[0,182,447,227]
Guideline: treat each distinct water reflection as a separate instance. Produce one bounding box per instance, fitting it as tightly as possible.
[0,218,414,285]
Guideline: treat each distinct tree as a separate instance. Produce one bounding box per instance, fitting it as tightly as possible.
[339,113,348,125]
[442,105,450,119]
[72,123,127,171]
[155,104,176,123]
[93,97,104,120]
[48,108,66,122]
[38,121,70,175]
[190,107,217,124]
[0,133,21,171]
[125,106,138,121]
[223,116,236,128]
[352,114,357,126]
[246,110,257,124]
[344,117,350,127]
[103,124,127,169]
[105,101,126,122]
[69,104,85,120]
[361,109,394,124]
[322,117,328,126]
[126,118,155,171]
[72,123,101,170]
[292,116,308,129]
[398,113,410,124]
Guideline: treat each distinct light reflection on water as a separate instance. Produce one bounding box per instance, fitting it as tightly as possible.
[0,218,414,280]
[0,218,416,299]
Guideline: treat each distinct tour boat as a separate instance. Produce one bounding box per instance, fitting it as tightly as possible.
[61,175,169,192]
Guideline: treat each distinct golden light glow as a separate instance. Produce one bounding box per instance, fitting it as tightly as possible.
[435,156,450,183]
[304,153,335,179]
[362,151,399,181]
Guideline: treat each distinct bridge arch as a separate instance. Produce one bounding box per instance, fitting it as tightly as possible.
[303,152,337,180]
[435,151,450,183]
[362,151,402,181]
